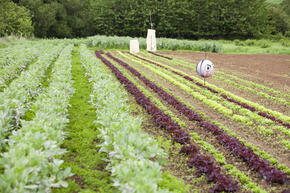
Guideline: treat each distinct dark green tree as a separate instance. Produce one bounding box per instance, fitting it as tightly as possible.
[281,0,290,15]
[0,0,33,37]
[190,0,271,39]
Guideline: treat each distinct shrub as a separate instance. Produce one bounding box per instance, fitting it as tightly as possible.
[234,39,246,46]
[280,38,290,47]
[257,39,272,48]
[245,39,256,46]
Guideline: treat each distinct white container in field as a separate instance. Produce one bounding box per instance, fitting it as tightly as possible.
[130,39,139,53]
[196,59,214,78]
[146,29,156,52]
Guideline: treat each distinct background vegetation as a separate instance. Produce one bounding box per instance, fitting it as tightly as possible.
[0,0,289,40]
[0,0,33,37]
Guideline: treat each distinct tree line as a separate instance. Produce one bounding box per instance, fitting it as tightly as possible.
[1,0,289,39]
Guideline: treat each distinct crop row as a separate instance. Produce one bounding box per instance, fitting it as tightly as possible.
[112,52,290,176]
[96,50,241,192]
[81,46,169,193]
[0,41,40,65]
[214,73,289,105]
[141,51,192,68]
[148,51,173,60]
[104,53,272,192]
[0,44,74,192]
[124,52,290,133]
[0,43,65,151]
[108,52,289,186]
[105,56,187,129]
[143,51,289,103]
[216,71,290,100]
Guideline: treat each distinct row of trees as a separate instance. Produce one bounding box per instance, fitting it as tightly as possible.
[1,0,289,39]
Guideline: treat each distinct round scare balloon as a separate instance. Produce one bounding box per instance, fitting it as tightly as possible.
[196,59,214,78]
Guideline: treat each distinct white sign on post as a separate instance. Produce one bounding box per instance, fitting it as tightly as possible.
[146,29,156,52]
[130,39,139,53]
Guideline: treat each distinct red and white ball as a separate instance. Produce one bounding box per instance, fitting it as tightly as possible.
[196,59,214,78]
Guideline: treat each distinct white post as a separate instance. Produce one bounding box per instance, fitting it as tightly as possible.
[146,29,156,52]
[130,39,139,53]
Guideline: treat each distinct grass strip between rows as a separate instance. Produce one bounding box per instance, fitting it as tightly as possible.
[53,46,115,193]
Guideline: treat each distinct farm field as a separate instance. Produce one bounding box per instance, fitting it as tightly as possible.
[0,40,289,193]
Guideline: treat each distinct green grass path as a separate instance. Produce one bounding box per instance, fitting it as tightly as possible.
[53,47,115,193]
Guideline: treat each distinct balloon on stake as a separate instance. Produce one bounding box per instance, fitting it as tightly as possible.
[196,53,214,85]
